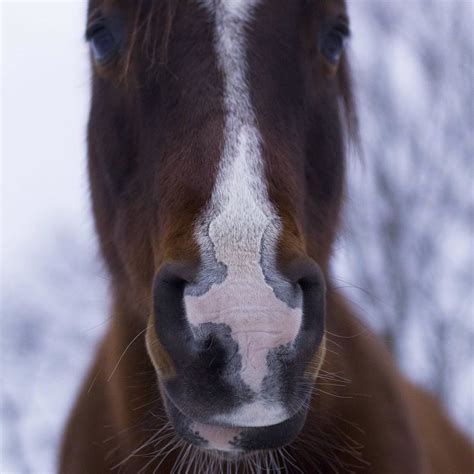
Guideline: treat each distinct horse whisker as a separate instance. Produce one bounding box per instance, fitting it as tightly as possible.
[107,326,150,382]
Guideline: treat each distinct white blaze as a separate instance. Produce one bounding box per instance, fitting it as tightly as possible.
[184,0,303,427]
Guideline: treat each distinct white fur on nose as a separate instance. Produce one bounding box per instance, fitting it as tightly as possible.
[185,253,302,393]
[185,1,303,417]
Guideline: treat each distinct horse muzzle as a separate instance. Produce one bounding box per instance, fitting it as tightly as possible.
[146,259,327,453]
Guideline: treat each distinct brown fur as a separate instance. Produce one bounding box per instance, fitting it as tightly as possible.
[60,0,472,472]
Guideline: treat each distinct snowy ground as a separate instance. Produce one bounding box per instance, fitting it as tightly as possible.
[1,1,473,473]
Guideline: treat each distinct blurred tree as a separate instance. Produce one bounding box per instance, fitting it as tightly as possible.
[335,1,474,432]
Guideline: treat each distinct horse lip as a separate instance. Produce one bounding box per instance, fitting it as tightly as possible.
[161,389,308,453]
[161,383,296,430]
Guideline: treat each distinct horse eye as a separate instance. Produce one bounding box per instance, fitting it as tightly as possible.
[86,17,122,64]
[321,23,350,64]
[90,28,116,62]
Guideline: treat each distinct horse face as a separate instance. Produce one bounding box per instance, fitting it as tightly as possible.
[87,0,351,454]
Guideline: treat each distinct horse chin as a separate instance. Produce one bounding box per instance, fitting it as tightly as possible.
[160,389,309,457]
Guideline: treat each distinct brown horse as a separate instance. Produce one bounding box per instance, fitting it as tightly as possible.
[60,1,472,472]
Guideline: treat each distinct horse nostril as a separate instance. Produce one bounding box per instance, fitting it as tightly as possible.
[155,261,197,286]
[285,257,326,349]
[153,262,198,367]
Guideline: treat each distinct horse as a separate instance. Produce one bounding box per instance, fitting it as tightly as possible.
[59,1,473,472]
